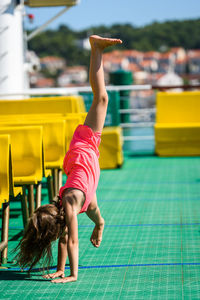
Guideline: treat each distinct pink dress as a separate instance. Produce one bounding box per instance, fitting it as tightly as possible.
[59,125,101,213]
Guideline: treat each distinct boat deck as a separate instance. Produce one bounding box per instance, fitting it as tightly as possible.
[1,154,200,299]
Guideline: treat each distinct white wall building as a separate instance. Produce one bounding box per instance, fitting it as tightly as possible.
[58,66,87,86]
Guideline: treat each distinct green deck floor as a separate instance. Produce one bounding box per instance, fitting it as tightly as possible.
[1,155,200,299]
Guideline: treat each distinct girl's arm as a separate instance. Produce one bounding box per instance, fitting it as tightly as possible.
[66,210,79,279]
[51,200,79,283]
[43,228,68,279]
[57,228,68,273]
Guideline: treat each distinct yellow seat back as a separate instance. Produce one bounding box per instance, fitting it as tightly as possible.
[40,120,66,169]
[0,135,11,208]
[0,96,85,116]
[0,120,66,170]
[156,91,200,123]
[65,113,87,149]
[0,112,87,165]
[99,127,123,169]
[0,126,43,184]
[76,96,86,113]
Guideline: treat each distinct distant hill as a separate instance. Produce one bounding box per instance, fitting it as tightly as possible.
[28,18,200,66]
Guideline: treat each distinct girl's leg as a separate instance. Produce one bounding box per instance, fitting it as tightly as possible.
[84,35,122,132]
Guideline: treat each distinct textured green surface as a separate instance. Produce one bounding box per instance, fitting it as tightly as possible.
[1,155,200,299]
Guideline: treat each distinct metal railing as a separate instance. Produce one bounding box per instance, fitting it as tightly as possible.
[0,83,199,152]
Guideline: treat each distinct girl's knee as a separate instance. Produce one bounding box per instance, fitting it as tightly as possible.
[100,93,108,105]
[100,93,108,106]
[94,93,108,106]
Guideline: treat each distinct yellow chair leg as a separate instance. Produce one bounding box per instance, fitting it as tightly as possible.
[52,169,59,196]
[47,175,54,204]
[21,186,29,228]
[35,182,42,209]
[28,184,34,217]
[58,169,63,191]
[0,202,10,265]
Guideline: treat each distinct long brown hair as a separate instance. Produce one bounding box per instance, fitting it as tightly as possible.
[14,203,65,272]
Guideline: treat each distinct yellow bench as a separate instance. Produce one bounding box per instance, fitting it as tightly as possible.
[99,127,124,169]
[0,113,87,193]
[155,91,200,156]
[0,95,86,116]
[0,120,66,170]
[0,112,87,151]
[0,119,67,201]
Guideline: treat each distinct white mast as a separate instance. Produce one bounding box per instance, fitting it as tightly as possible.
[0,0,26,99]
[0,0,80,100]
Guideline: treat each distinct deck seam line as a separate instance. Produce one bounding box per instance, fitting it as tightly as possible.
[6,262,200,272]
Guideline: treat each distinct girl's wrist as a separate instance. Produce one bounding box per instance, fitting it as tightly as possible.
[70,270,78,277]
[57,266,65,272]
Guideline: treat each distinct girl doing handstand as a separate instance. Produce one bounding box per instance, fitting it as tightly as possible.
[15,35,122,283]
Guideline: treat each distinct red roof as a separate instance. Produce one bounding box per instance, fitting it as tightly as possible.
[159,52,173,59]
[188,50,200,58]
[40,56,65,63]
[122,50,143,57]
[64,66,87,72]
[103,53,124,65]
[103,50,122,60]
[140,60,153,67]
[143,51,160,59]
[170,47,184,53]
[36,78,55,88]
[175,57,189,64]
[127,63,141,72]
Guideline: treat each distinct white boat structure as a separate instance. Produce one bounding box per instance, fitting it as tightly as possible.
[0,0,80,99]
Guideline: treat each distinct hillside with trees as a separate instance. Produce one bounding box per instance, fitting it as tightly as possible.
[28,18,200,66]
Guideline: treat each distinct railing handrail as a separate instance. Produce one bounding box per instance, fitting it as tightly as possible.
[120,108,156,114]
[0,83,199,98]
[120,122,155,128]
[0,85,150,97]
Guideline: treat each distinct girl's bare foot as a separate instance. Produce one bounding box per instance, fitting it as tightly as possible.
[89,35,122,50]
[90,219,105,248]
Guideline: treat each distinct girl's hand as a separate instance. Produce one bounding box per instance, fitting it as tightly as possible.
[43,270,65,279]
[51,275,77,283]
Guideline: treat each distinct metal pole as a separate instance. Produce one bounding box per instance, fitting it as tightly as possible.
[1,202,10,264]
[27,6,72,41]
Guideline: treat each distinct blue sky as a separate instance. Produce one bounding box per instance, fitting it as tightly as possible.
[25,0,200,31]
